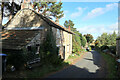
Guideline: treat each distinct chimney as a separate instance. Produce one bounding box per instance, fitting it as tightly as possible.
[68,26,71,30]
[21,0,32,9]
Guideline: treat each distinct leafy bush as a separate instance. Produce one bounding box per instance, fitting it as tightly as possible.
[48,53,63,65]
[72,34,82,54]
[7,51,26,70]
[40,27,63,65]
[100,45,109,51]
[109,46,116,55]
[81,36,87,47]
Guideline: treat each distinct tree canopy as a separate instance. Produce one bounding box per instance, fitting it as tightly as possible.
[84,34,94,44]
[96,31,117,46]
[64,20,74,29]
[33,1,64,22]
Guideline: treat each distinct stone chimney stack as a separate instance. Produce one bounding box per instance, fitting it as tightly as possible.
[68,26,71,30]
[21,0,32,9]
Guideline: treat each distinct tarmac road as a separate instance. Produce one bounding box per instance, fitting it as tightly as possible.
[46,50,108,78]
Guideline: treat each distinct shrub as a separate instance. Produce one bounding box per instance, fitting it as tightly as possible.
[100,45,109,51]
[40,27,63,66]
[109,46,116,55]
[48,53,63,66]
[7,51,26,70]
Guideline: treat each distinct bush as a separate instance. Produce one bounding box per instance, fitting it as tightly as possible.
[100,45,109,51]
[109,46,116,55]
[49,53,63,66]
[40,27,63,66]
[7,52,26,70]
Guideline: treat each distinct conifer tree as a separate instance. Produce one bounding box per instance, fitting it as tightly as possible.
[33,1,64,22]
[64,20,74,29]
[49,2,64,23]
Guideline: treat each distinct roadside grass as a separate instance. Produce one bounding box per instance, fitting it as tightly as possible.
[101,52,117,78]
[3,50,86,78]
[96,49,118,78]
[3,61,69,78]
[65,52,84,64]
[24,62,69,78]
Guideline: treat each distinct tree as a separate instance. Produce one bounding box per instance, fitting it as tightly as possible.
[96,31,117,46]
[49,2,64,23]
[40,27,57,59]
[4,1,21,17]
[33,2,52,15]
[110,31,117,46]
[84,34,94,44]
[0,0,4,28]
[0,0,21,28]
[81,36,87,47]
[64,20,74,29]
[33,1,64,22]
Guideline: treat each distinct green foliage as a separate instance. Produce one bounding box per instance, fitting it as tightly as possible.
[96,31,117,46]
[81,36,87,47]
[109,46,116,55]
[100,45,109,51]
[40,27,63,65]
[49,2,64,20]
[7,51,26,70]
[33,1,64,21]
[96,31,117,54]
[72,33,82,54]
[64,20,74,29]
[84,34,94,43]
[72,32,82,54]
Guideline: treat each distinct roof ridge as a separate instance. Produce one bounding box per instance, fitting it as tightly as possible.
[5,8,74,34]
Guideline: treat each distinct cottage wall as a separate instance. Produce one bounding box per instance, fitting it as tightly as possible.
[62,31,72,60]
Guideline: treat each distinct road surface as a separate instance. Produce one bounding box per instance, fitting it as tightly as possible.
[46,50,108,78]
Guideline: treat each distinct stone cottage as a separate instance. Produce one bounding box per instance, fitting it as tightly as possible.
[2,8,74,62]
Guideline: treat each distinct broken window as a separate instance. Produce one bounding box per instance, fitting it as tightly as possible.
[27,46,32,51]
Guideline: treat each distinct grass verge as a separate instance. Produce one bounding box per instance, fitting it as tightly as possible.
[96,49,118,78]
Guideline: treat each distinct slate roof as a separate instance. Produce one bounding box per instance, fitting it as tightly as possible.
[2,30,39,50]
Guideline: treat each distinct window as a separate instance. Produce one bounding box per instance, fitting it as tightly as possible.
[36,44,40,54]
[27,46,32,51]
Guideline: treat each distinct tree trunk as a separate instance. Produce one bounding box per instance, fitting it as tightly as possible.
[10,0,14,19]
[0,0,4,29]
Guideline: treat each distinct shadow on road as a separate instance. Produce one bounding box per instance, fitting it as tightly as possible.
[46,50,108,78]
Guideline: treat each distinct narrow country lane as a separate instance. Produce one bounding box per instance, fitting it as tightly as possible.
[45,50,108,78]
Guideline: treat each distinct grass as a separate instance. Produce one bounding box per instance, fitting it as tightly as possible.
[101,52,117,78]
[96,49,118,78]
[3,62,69,78]
[65,51,85,64]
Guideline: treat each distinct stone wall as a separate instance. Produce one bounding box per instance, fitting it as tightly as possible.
[62,31,72,60]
